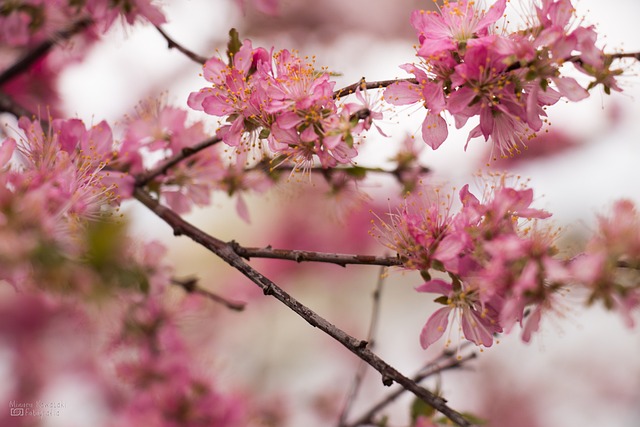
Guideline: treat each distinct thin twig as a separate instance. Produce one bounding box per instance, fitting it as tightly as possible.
[170,277,245,311]
[270,163,431,177]
[135,135,222,186]
[346,350,477,427]
[230,242,403,268]
[337,265,387,427]
[0,17,93,87]
[251,161,431,185]
[333,78,417,100]
[607,52,640,61]
[154,25,208,65]
[133,188,472,427]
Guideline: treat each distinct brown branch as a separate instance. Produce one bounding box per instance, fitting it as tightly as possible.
[337,266,387,426]
[133,187,472,427]
[231,242,403,268]
[333,78,417,100]
[154,25,208,65]
[170,277,245,311]
[346,350,477,427]
[608,52,640,61]
[135,135,222,186]
[252,161,431,187]
[0,17,93,87]
[274,163,430,177]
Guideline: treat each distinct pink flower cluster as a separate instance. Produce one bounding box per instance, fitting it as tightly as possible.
[108,298,247,427]
[189,41,381,171]
[0,0,165,47]
[122,100,272,218]
[1,117,132,231]
[572,199,640,327]
[385,0,621,157]
[0,291,250,427]
[0,112,251,424]
[373,175,567,349]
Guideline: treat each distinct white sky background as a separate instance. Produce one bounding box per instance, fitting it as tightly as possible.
[54,1,640,426]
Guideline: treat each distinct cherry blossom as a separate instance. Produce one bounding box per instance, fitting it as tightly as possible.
[385,0,620,158]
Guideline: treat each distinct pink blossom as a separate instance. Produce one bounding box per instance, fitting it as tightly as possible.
[10,117,133,220]
[389,135,428,193]
[0,10,30,46]
[375,175,566,347]
[417,279,502,349]
[573,200,640,325]
[121,102,230,214]
[385,63,448,149]
[214,150,272,223]
[87,0,166,31]
[372,188,466,272]
[411,0,507,59]
[188,40,271,147]
[190,41,379,171]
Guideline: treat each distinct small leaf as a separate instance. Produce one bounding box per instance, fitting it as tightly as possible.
[410,396,436,423]
[375,415,389,427]
[461,412,488,425]
[227,28,242,66]
[540,78,549,91]
[434,296,449,305]
[345,166,367,179]
[344,133,354,148]
[258,128,271,139]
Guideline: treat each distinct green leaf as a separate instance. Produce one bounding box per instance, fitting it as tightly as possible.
[86,220,128,270]
[410,396,436,423]
[227,28,242,66]
[461,412,488,425]
[525,69,537,81]
[434,295,449,305]
[344,166,367,179]
[431,259,445,272]
[420,270,432,281]
[540,78,549,91]
[258,128,271,139]
[375,415,389,427]
[344,133,354,148]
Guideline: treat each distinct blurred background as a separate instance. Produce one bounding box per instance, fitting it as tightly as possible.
[41,0,640,425]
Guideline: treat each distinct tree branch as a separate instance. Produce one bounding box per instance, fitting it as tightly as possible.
[608,51,640,61]
[154,25,208,65]
[170,276,246,311]
[135,135,222,186]
[133,187,472,427]
[0,17,93,87]
[346,350,477,427]
[337,266,387,426]
[230,242,403,267]
[333,78,417,99]
[251,160,431,186]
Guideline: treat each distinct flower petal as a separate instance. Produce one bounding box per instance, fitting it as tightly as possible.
[420,307,451,349]
[421,113,448,150]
